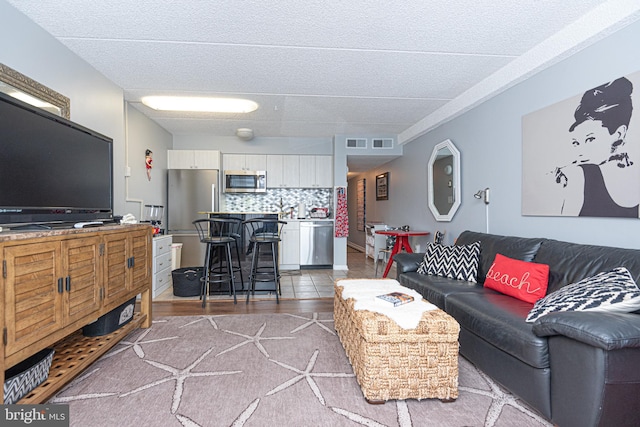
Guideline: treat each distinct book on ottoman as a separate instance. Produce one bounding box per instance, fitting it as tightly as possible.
[376,292,414,307]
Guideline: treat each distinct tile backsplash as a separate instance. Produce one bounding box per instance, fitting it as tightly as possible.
[223,188,333,217]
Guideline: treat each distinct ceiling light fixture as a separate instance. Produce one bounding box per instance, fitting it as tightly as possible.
[141,96,258,113]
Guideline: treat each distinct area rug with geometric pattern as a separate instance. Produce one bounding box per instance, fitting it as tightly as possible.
[51,313,553,427]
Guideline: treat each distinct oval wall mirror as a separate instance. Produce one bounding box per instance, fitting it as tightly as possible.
[428,139,461,221]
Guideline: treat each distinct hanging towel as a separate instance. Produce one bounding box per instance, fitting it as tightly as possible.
[335,187,349,237]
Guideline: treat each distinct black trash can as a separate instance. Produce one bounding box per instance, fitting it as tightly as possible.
[83,297,136,336]
[172,267,203,297]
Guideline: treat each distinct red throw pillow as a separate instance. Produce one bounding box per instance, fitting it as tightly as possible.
[484,253,549,303]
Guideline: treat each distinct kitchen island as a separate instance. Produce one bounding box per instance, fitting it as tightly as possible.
[200,211,279,255]
[200,212,334,269]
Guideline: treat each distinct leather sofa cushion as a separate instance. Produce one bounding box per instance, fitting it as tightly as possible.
[399,272,484,309]
[393,253,424,275]
[533,311,640,350]
[456,231,543,283]
[446,292,549,369]
[533,239,640,295]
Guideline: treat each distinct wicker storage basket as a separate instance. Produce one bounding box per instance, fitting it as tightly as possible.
[4,348,54,404]
[334,282,459,402]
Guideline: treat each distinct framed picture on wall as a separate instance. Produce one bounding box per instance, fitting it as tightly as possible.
[522,71,640,218]
[376,172,389,201]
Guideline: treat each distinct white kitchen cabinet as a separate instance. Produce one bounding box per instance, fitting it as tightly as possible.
[267,155,300,188]
[168,150,220,169]
[223,154,266,171]
[299,155,333,188]
[279,221,300,270]
[298,156,315,188]
[314,155,333,187]
[152,235,173,298]
[266,155,283,188]
[245,154,267,171]
[223,154,245,171]
[283,156,301,187]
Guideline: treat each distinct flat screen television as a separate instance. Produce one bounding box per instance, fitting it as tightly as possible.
[0,91,113,228]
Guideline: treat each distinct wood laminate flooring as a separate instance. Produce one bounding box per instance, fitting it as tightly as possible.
[152,246,392,317]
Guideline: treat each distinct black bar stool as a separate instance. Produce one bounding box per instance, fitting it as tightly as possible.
[193,218,241,306]
[212,214,246,290]
[224,215,245,290]
[243,218,287,304]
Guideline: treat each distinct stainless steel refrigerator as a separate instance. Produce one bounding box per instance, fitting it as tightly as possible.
[167,169,219,268]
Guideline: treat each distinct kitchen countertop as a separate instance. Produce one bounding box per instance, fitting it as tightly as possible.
[199,211,333,221]
[199,211,278,215]
[284,218,333,222]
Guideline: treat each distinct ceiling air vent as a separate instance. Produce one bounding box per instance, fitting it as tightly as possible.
[346,138,367,148]
[372,138,393,149]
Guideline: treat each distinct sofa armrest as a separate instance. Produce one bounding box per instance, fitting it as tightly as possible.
[393,253,424,274]
[532,311,640,351]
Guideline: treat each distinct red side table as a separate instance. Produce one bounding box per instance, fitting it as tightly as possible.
[376,230,430,278]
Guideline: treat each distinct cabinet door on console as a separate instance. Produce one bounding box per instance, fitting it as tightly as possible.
[102,230,151,308]
[62,236,102,324]
[129,229,151,292]
[3,241,64,357]
[102,233,129,305]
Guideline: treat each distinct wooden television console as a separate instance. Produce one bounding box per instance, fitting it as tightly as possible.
[0,223,153,403]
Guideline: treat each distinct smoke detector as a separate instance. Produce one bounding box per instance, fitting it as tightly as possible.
[236,128,254,141]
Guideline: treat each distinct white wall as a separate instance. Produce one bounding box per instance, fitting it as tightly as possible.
[172,134,333,155]
[1,1,172,221]
[332,136,350,269]
[359,19,640,249]
[0,1,126,213]
[9,0,637,250]
[124,105,173,222]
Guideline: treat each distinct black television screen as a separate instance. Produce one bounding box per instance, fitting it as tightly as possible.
[0,91,113,227]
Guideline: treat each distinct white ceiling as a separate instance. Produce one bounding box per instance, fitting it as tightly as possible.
[6,1,640,172]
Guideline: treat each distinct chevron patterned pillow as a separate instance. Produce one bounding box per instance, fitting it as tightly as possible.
[417,241,480,282]
[526,267,640,323]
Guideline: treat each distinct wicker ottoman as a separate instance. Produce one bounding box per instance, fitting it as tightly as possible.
[334,280,459,403]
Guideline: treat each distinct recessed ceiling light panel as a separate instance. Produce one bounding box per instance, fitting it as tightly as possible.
[141,96,258,113]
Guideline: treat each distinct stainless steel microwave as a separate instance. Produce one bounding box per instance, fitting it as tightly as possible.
[223,170,267,193]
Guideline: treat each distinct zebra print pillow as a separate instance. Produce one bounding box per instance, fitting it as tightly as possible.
[526,267,640,323]
[417,241,480,282]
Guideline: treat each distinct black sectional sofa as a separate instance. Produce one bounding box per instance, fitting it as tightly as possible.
[393,230,640,427]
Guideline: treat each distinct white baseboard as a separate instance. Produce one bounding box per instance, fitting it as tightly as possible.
[347,241,365,253]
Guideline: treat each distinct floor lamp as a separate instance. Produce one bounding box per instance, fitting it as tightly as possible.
[474,188,490,233]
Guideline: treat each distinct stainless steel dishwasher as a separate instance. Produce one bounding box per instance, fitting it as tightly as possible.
[300,221,334,268]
